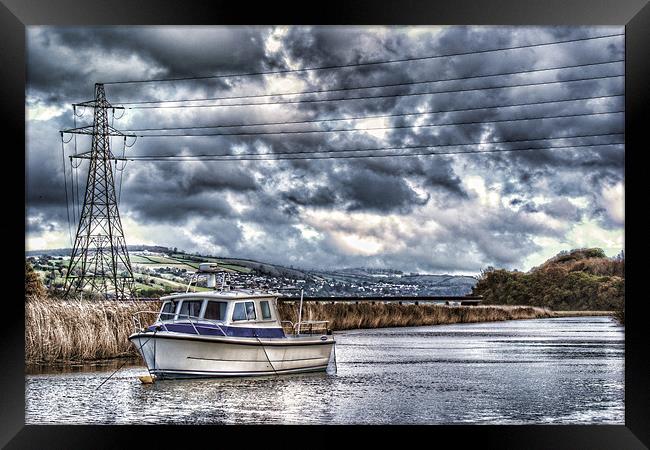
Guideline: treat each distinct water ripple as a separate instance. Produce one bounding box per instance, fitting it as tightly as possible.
[25,316,624,425]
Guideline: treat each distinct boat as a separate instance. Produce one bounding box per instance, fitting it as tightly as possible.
[128,263,336,379]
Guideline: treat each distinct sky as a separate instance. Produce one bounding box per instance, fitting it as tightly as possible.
[25,26,625,275]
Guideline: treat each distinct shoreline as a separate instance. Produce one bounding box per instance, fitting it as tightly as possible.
[25,297,614,365]
[551,310,614,317]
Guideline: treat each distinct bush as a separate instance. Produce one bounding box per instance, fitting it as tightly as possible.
[25,262,45,299]
[473,248,624,312]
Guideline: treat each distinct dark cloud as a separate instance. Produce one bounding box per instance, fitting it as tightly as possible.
[26,25,625,272]
[27,26,275,104]
[541,198,582,221]
[335,167,428,213]
[127,191,233,224]
[191,217,245,249]
[283,185,338,207]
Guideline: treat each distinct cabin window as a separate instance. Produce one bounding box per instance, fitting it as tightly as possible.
[159,301,177,321]
[204,301,227,321]
[260,300,272,320]
[179,300,203,320]
[246,301,257,320]
[232,303,247,321]
[232,301,257,321]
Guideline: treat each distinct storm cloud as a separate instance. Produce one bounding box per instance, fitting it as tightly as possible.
[25,26,625,273]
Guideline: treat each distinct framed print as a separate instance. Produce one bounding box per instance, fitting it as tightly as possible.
[4,0,649,448]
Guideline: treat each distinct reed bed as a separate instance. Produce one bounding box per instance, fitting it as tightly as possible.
[26,298,554,364]
[26,297,161,364]
[552,310,614,317]
[277,302,555,331]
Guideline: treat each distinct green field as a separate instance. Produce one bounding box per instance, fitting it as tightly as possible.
[129,253,252,273]
[31,250,268,297]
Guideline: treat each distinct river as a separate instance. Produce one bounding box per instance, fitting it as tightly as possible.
[25,316,624,424]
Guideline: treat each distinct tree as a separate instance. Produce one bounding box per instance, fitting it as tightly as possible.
[25,261,45,299]
[472,249,624,311]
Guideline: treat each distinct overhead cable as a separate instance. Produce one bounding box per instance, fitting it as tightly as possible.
[103,32,623,85]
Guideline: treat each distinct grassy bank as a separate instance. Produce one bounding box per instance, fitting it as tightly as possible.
[26,298,560,364]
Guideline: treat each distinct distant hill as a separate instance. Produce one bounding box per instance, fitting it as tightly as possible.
[472,248,624,312]
[305,268,476,297]
[27,245,477,296]
[26,245,171,257]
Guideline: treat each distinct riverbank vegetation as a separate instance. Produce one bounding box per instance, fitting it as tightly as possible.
[26,295,557,364]
[277,302,554,331]
[473,248,624,320]
[26,297,159,364]
[25,252,620,364]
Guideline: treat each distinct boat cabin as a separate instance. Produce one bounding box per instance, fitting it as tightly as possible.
[149,291,287,338]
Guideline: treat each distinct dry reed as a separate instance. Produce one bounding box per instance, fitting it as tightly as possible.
[277,302,555,331]
[26,298,555,364]
[551,310,614,317]
[25,297,161,364]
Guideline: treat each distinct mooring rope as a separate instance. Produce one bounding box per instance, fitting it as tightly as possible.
[255,333,278,376]
[331,342,338,374]
[96,330,156,389]
[152,327,157,376]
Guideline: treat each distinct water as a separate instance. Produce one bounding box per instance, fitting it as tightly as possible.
[25,316,624,424]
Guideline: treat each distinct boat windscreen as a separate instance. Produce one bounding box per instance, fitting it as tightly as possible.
[159,301,177,321]
[204,301,227,321]
[179,300,203,320]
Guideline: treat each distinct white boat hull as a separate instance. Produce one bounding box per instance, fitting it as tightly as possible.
[129,331,335,378]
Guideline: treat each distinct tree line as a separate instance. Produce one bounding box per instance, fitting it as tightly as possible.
[472,248,624,321]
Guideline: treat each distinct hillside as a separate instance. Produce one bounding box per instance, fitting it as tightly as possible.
[472,248,624,314]
[27,246,477,298]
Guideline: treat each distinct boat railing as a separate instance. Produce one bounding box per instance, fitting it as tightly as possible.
[280,320,330,336]
[132,310,161,332]
[280,320,295,335]
[296,320,330,335]
[133,312,328,337]
[131,311,227,336]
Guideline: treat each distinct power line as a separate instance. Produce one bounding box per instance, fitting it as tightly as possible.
[60,137,73,247]
[115,59,623,105]
[103,32,623,85]
[119,141,624,162]
[123,110,624,138]
[102,132,622,160]
[122,93,623,132]
[68,156,76,226]
[121,73,623,110]
[72,110,80,221]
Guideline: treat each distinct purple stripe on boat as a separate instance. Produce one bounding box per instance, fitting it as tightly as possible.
[147,322,285,338]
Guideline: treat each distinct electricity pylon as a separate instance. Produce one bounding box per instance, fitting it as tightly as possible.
[62,83,136,299]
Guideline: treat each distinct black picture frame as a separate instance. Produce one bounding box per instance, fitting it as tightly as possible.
[4,0,649,448]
